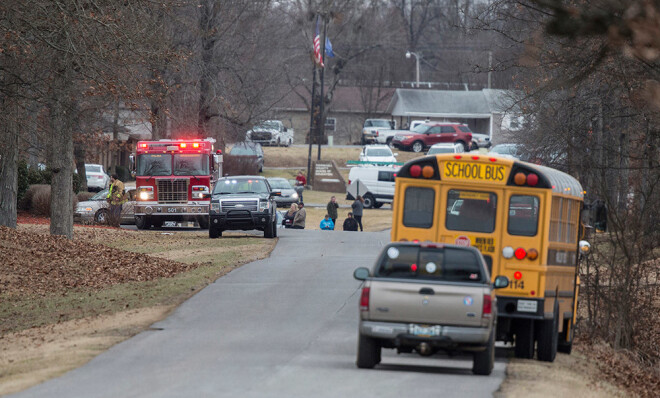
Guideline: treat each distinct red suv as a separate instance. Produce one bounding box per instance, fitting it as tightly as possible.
[391,123,473,153]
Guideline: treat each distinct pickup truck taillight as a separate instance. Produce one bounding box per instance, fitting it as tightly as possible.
[482,294,492,318]
[374,130,379,137]
[360,287,370,311]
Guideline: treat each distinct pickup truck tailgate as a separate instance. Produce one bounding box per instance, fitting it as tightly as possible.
[369,281,487,327]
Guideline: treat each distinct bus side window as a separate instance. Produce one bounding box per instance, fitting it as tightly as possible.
[403,187,435,228]
[508,195,539,236]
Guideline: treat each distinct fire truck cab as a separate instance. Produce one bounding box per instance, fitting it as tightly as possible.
[131,138,220,229]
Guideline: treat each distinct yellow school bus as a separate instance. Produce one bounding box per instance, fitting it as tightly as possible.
[391,153,584,361]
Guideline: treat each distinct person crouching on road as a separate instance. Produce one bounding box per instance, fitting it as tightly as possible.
[343,212,358,231]
[107,174,126,227]
[283,203,297,228]
[320,214,334,230]
[291,202,306,229]
[326,195,339,229]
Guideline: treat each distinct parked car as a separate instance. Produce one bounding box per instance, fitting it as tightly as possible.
[207,176,280,238]
[353,242,509,374]
[228,142,264,173]
[346,165,399,209]
[391,123,473,153]
[85,164,110,191]
[358,145,398,164]
[266,177,299,207]
[427,143,464,155]
[471,133,492,149]
[489,143,524,160]
[74,186,136,225]
[246,120,294,147]
[362,119,395,145]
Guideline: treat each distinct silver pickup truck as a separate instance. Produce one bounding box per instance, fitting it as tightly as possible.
[353,242,509,375]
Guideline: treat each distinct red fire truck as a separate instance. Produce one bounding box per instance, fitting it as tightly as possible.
[131,138,220,229]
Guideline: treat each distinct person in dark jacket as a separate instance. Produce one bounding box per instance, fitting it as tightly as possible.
[342,212,358,231]
[326,195,339,229]
[351,195,364,231]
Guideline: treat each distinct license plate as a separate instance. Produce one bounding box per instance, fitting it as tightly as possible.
[409,324,441,337]
[163,221,177,227]
[517,300,538,313]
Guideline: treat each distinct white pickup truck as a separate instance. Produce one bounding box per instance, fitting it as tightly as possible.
[246,120,294,147]
[371,120,427,146]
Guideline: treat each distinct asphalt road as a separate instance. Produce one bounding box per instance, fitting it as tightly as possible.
[12,229,506,398]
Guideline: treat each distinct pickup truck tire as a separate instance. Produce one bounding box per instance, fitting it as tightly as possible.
[209,226,222,239]
[536,303,559,362]
[412,141,424,153]
[264,219,275,238]
[373,202,384,209]
[456,140,468,152]
[356,333,381,369]
[363,193,375,209]
[386,137,393,148]
[514,319,535,359]
[472,328,495,375]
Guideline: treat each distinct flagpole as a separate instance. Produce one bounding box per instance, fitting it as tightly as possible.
[317,15,328,160]
[307,63,317,187]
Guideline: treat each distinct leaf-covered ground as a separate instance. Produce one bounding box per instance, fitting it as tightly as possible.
[0,226,201,296]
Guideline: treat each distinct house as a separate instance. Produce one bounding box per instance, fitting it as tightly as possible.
[386,88,524,143]
[273,86,395,145]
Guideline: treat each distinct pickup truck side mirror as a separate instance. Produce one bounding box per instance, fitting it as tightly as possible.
[493,276,509,289]
[270,190,282,197]
[353,267,370,281]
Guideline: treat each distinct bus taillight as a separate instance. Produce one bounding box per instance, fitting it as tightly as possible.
[514,248,527,259]
[514,271,522,280]
[527,248,539,260]
[410,165,422,177]
[527,173,539,186]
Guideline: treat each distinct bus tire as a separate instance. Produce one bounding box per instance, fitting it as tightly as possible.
[558,317,574,354]
[356,333,381,369]
[412,140,424,153]
[537,303,559,362]
[514,319,535,359]
[363,193,376,209]
[472,328,495,375]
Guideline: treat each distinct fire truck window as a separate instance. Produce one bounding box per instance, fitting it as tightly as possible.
[508,195,539,236]
[137,154,172,176]
[446,190,497,233]
[173,154,209,176]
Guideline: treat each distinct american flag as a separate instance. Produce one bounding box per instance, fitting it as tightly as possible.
[313,16,324,68]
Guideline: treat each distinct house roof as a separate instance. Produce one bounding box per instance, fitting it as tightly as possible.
[273,86,395,114]
[386,88,519,118]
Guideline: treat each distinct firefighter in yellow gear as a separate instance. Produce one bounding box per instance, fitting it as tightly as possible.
[107,174,127,226]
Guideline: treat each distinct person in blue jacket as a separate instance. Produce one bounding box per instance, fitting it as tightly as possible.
[320,214,334,230]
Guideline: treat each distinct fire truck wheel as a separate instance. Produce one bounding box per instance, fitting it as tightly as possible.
[198,216,209,229]
[135,216,150,230]
[152,220,163,229]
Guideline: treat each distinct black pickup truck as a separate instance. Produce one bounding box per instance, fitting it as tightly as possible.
[207,176,280,238]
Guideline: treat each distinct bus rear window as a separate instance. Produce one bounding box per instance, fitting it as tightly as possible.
[374,245,484,283]
[446,190,497,233]
[508,195,539,236]
[403,187,434,228]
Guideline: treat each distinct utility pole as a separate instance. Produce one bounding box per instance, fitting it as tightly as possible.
[306,56,318,182]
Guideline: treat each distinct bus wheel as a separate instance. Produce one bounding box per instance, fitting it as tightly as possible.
[537,303,559,362]
[558,317,574,354]
[514,319,535,359]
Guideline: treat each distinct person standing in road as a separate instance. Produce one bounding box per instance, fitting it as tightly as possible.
[343,212,358,231]
[320,214,334,230]
[107,174,126,227]
[295,170,307,202]
[351,195,364,231]
[326,195,339,229]
[292,202,306,229]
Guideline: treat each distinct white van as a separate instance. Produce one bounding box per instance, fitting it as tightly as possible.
[346,166,399,208]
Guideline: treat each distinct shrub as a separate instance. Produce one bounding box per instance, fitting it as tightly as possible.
[24,185,78,217]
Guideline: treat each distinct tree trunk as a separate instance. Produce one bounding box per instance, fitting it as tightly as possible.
[74,142,88,192]
[0,97,19,229]
[198,0,217,139]
[49,75,75,239]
